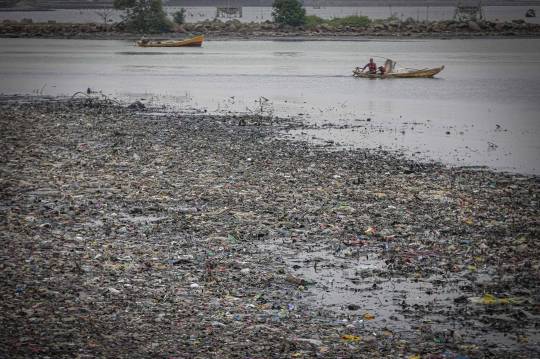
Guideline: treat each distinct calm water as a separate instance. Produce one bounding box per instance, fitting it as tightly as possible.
[0,38,539,174]
[0,6,539,24]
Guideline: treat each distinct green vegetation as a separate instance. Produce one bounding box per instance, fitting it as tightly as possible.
[331,15,372,27]
[372,13,400,24]
[113,0,172,33]
[305,14,371,29]
[171,7,186,25]
[304,15,325,28]
[443,19,459,26]
[271,0,306,27]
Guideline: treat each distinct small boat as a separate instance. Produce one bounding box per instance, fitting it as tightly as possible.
[136,35,204,47]
[525,9,536,18]
[353,59,444,78]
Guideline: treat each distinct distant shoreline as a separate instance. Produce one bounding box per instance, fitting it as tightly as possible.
[1,17,539,39]
[2,33,540,41]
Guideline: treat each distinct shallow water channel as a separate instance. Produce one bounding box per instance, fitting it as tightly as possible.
[257,233,539,355]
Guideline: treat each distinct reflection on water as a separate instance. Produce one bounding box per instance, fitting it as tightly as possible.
[116,52,206,56]
[0,38,539,174]
[272,52,303,57]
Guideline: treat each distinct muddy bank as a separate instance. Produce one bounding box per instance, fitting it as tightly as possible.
[0,95,539,358]
[1,17,540,39]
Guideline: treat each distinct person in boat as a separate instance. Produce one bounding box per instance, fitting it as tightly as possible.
[141,34,150,44]
[378,65,386,75]
[362,58,377,74]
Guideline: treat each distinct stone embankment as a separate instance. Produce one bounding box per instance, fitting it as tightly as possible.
[1,17,539,38]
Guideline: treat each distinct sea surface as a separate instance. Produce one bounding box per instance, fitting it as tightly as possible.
[0,6,539,24]
[0,37,539,175]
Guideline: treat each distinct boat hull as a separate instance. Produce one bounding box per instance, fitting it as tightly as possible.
[353,66,444,78]
[137,35,204,47]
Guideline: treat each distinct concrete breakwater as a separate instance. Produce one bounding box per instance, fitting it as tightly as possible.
[1,17,539,38]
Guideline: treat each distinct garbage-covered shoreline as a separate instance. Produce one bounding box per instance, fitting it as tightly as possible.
[0,96,539,358]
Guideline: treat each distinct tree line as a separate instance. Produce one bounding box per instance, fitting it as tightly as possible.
[114,0,320,33]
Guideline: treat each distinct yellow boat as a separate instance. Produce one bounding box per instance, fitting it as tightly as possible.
[353,59,444,78]
[136,35,204,47]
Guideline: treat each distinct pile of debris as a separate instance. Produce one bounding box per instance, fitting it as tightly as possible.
[0,97,538,358]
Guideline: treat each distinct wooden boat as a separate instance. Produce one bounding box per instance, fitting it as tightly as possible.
[136,35,204,47]
[353,59,444,78]
[353,66,444,78]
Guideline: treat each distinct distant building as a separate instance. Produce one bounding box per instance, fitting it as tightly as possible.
[6,0,540,8]
[303,0,540,4]
[163,0,540,5]
[4,0,116,9]
[303,0,540,5]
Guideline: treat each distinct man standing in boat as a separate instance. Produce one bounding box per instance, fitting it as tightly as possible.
[362,58,377,74]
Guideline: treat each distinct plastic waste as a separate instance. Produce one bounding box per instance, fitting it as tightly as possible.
[469,294,533,305]
[1,98,537,359]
